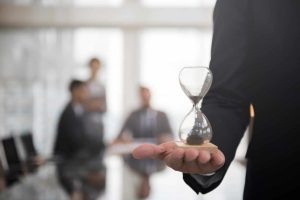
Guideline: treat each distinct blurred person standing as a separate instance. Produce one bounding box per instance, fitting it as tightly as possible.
[113,86,173,200]
[83,57,107,199]
[53,80,106,200]
[84,57,107,145]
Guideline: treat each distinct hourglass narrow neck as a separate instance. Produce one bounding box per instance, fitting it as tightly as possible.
[189,95,202,105]
[192,104,202,122]
[192,102,202,110]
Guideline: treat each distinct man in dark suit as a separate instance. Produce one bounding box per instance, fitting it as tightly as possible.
[54,80,106,200]
[113,86,173,200]
[54,80,89,163]
[132,0,300,199]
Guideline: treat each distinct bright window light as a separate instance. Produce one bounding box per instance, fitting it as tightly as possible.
[141,0,216,7]
[74,0,122,6]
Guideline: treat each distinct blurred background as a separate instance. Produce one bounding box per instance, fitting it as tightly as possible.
[0,0,250,200]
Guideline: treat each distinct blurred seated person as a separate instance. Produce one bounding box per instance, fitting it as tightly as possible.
[112,86,173,200]
[53,80,106,200]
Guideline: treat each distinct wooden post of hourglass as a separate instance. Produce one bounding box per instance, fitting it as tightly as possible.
[176,66,218,152]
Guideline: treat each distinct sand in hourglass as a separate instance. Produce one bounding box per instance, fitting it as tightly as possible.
[178,96,217,151]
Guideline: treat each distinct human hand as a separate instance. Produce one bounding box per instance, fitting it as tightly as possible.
[110,132,133,147]
[132,142,225,174]
[32,156,46,166]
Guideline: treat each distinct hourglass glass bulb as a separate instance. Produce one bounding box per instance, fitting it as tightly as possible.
[179,67,212,104]
[179,105,212,145]
[179,67,213,146]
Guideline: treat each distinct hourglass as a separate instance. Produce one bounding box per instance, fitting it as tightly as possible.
[176,67,217,151]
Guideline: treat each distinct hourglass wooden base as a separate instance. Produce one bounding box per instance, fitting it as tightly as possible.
[175,141,218,152]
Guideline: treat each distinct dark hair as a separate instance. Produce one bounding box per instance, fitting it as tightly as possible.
[69,79,86,93]
[139,86,150,93]
[89,57,101,67]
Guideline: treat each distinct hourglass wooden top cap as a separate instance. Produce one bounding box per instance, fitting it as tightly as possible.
[179,67,213,104]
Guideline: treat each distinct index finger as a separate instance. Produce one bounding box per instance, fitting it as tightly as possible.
[132,143,164,159]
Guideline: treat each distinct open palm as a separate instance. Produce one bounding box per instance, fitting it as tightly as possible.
[132,142,225,174]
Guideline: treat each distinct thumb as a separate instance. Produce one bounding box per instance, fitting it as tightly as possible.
[132,143,164,159]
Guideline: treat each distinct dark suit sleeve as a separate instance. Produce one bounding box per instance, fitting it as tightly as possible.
[53,109,68,156]
[183,0,251,194]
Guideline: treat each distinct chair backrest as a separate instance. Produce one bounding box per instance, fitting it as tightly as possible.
[1,137,22,172]
[1,136,23,187]
[20,132,37,158]
[20,132,39,173]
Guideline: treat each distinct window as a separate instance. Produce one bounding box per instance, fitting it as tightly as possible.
[0,0,123,6]
[74,0,122,6]
[142,0,215,7]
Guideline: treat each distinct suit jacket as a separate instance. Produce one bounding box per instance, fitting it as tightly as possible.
[120,107,172,140]
[119,107,173,175]
[183,0,300,199]
[53,102,86,160]
[54,102,105,159]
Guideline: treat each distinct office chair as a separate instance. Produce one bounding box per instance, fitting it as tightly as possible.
[20,132,39,173]
[1,136,24,187]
